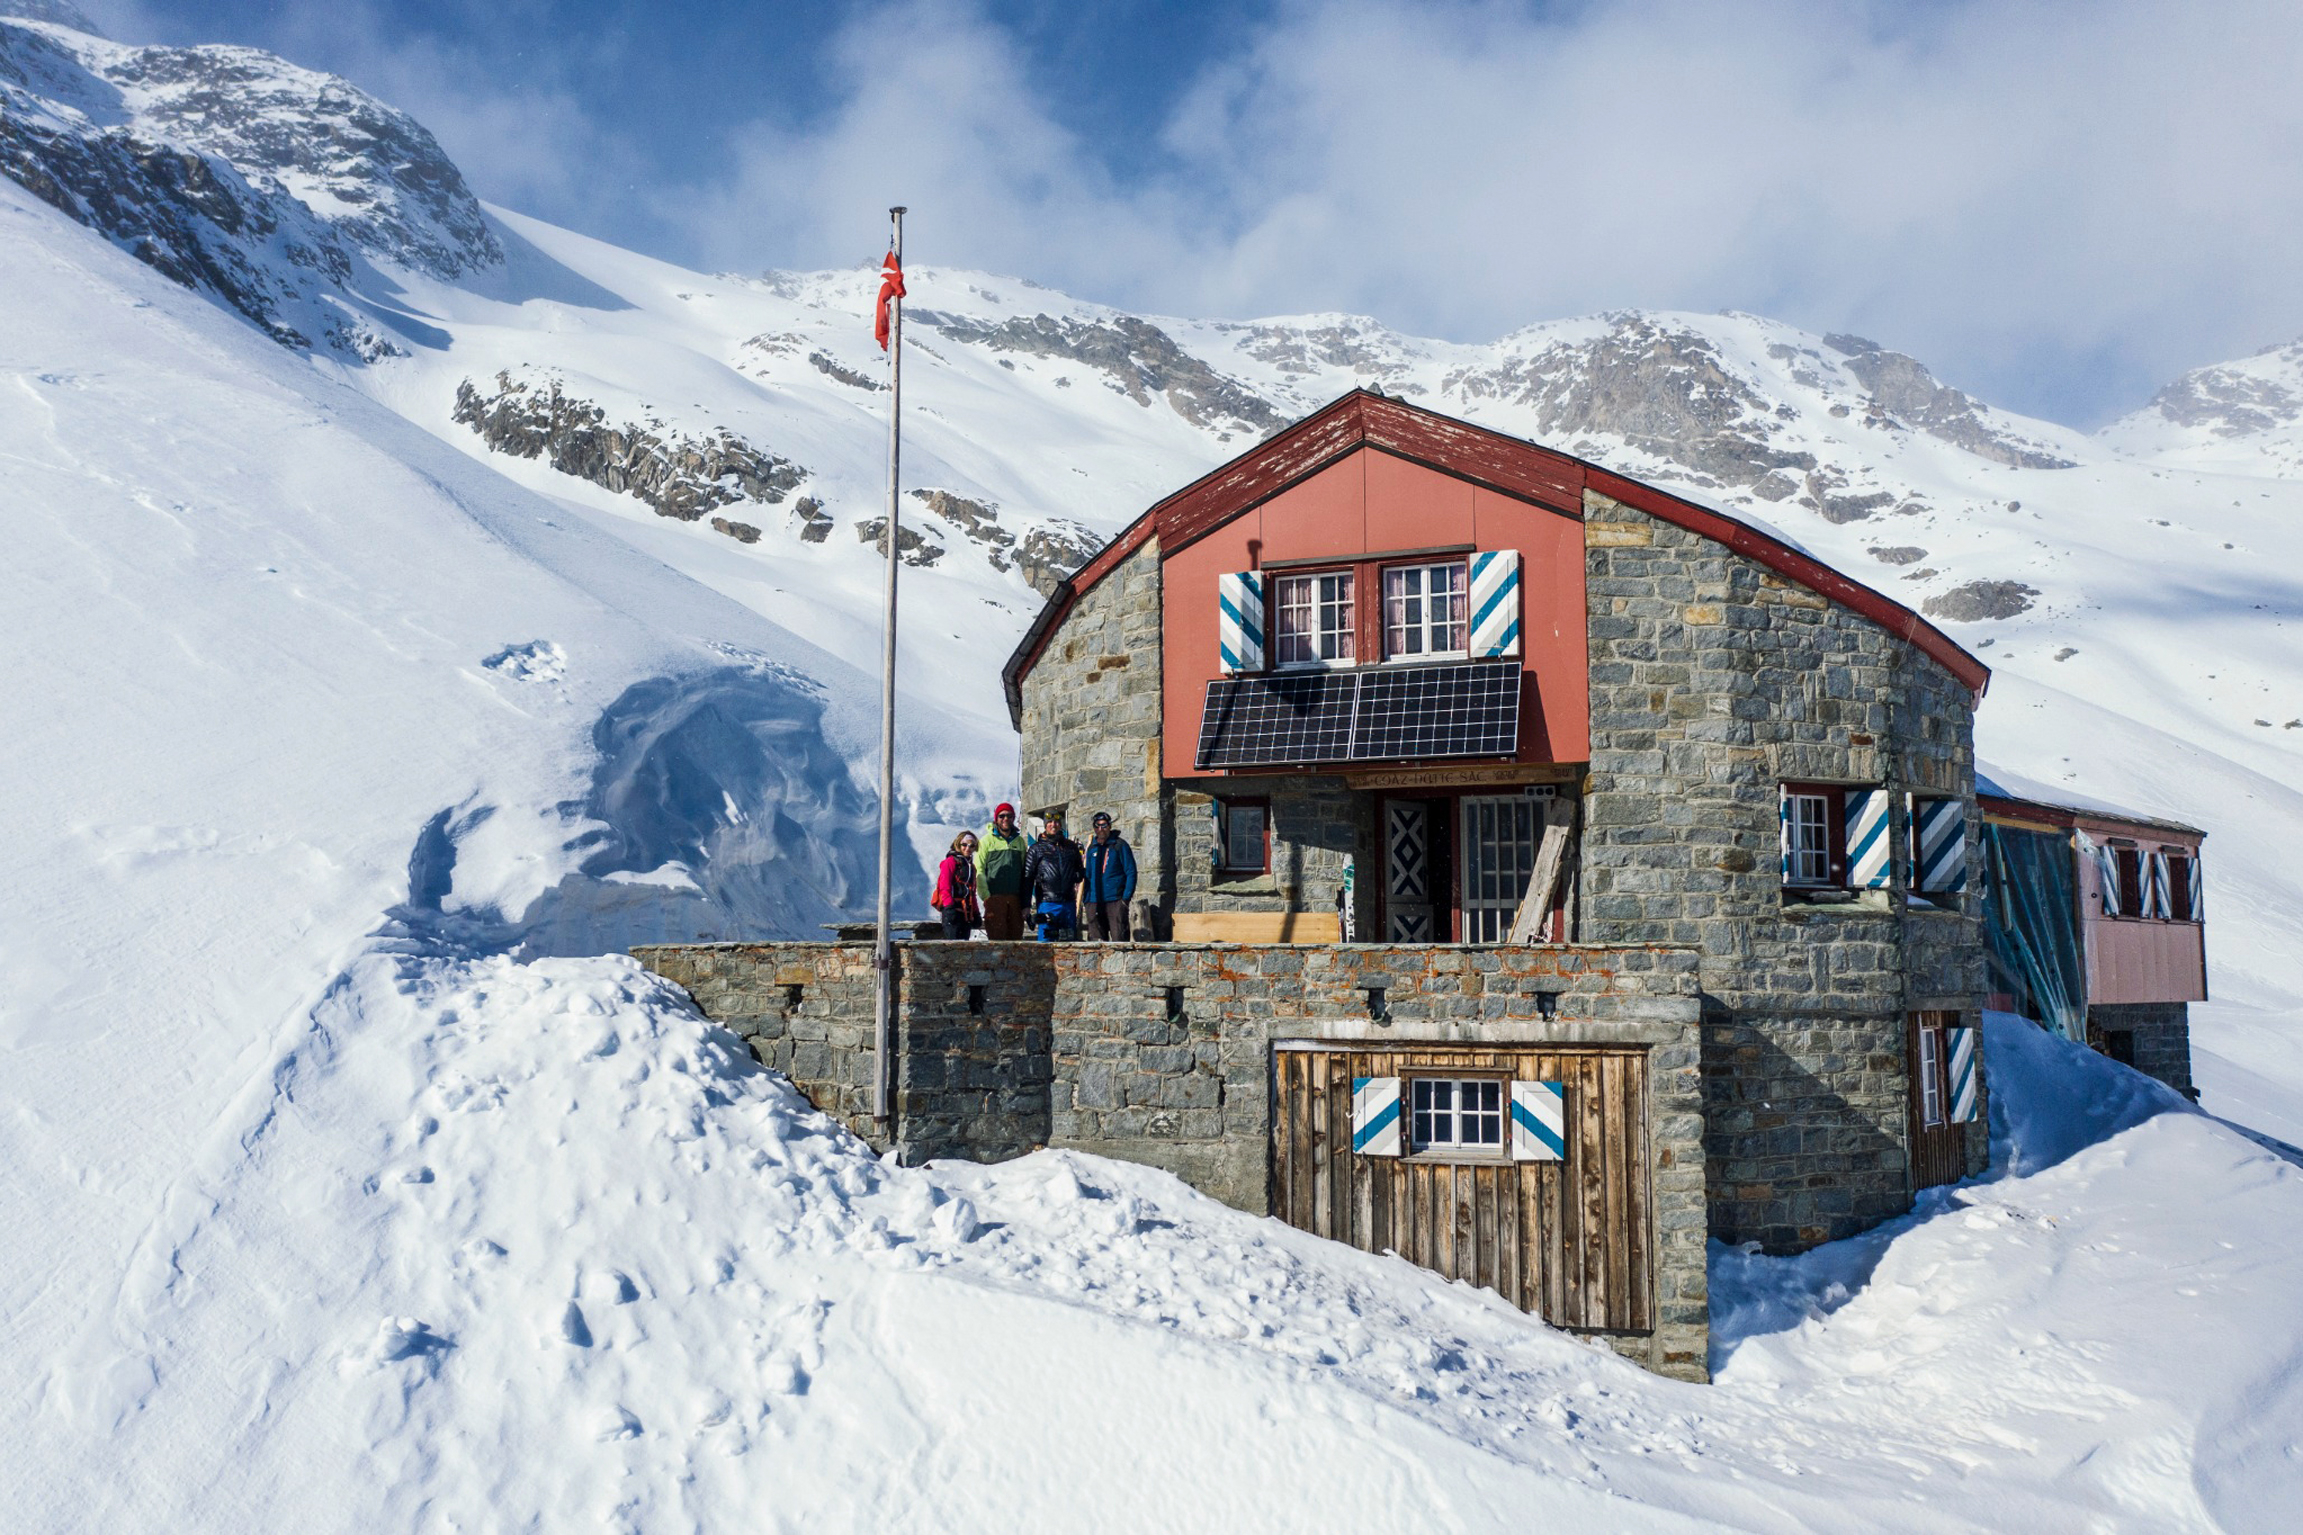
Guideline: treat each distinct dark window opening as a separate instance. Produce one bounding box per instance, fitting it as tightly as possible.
[1534,990,1560,1020]
[1217,798,1271,876]
[1164,985,1186,1022]
[2114,846,2144,918]
[1364,985,1390,1023]
[966,984,987,1016]
[783,984,805,1011]
[2104,1029,2137,1066]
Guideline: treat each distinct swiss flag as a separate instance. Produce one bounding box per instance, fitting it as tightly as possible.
[874,250,906,351]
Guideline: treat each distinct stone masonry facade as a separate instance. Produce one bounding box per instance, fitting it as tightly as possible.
[2087,1000,2196,1099]
[1579,490,1988,1249]
[636,938,1710,1380]
[1018,540,1170,923]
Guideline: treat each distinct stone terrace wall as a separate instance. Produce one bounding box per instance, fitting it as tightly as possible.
[1018,539,1168,910]
[1580,489,1989,1249]
[636,938,1706,1378]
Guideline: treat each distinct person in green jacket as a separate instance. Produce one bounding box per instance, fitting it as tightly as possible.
[975,802,1031,939]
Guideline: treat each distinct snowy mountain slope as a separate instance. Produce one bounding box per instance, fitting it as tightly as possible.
[2103,336,2303,475]
[0,169,987,1506]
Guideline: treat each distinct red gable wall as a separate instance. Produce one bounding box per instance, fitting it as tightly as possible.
[1161,448,1589,774]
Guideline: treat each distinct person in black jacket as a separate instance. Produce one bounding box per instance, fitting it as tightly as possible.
[1081,811,1138,940]
[1024,812,1085,942]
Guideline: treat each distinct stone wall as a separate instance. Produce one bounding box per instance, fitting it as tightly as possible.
[2088,1000,2196,1099]
[1017,540,1169,911]
[635,937,1707,1378]
[1579,489,1989,1249]
[1170,775,1375,932]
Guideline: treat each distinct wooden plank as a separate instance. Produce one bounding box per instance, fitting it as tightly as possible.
[1309,1050,1333,1239]
[1328,1066,1353,1241]
[1506,803,1574,942]
[1269,1051,1292,1227]
[1602,1053,1631,1327]
[1625,1050,1653,1331]
[1168,910,1344,944]
[1578,1054,1608,1329]
[1474,1165,1499,1295]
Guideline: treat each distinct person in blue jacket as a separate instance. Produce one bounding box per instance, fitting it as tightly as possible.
[1080,811,1138,941]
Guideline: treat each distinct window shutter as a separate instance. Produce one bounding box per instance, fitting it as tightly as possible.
[1845,789,1891,888]
[2147,852,2173,918]
[2188,856,2205,922]
[1911,796,1967,894]
[1778,787,1793,882]
[1509,1080,1566,1161]
[1209,798,1224,873]
[1218,571,1264,673]
[2094,841,2122,916]
[1948,1026,1981,1123]
[1350,1076,1402,1157]
[1469,551,1522,659]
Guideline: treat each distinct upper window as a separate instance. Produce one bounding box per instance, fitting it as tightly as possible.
[1785,791,1835,886]
[1218,799,1269,876]
[1383,561,1467,661]
[1272,570,1355,668]
[2113,845,2144,918]
[2165,849,2198,922]
[1409,1077,1504,1153]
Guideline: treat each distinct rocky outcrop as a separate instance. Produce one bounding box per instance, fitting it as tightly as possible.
[792,497,832,543]
[916,310,1284,435]
[1923,580,2038,622]
[1,16,497,355]
[808,351,884,391]
[1225,318,1418,382]
[710,516,761,544]
[903,488,1102,596]
[854,517,944,567]
[1823,335,2074,470]
[2131,340,2303,439]
[452,370,806,522]
[1868,545,1929,566]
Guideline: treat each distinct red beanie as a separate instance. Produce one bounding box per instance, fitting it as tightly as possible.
[995,802,1015,817]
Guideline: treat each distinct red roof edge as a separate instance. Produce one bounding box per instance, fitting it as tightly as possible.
[1003,390,1991,727]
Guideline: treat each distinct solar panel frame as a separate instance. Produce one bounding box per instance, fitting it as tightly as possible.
[1194,660,1521,769]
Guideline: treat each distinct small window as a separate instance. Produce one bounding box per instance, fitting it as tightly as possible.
[1785,791,1834,886]
[1218,799,1269,875]
[2114,845,2144,918]
[1272,570,1355,668]
[1409,1077,1504,1152]
[1916,1023,1946,1127]
[2166,850,2197,923]
[1382,561,1468,660]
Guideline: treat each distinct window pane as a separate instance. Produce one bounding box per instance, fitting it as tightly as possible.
[1224,806,1265,869]
[1919,1028,1944,1126]
[1319,572,1354,661]
[1787,793,1832,884]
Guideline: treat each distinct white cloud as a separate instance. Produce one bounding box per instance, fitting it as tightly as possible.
[671,0,2303,426]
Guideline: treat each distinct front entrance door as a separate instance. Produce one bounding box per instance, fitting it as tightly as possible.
[1384,799,1447,940]
[1460,795,1542,944]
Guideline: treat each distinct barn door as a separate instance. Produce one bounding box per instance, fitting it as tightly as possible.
[1271,1044,1654,1333]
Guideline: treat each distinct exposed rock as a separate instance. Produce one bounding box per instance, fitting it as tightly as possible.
[1,17,499,354]
[2132,339,2303,438]
[1226,319,1415,381]
[1018,522,1103,598]
[808,351,884,391]
[1823,334,2074,469]
[1867,546,1929,566]
[1443,314,1821,493]
[1923,580,2039,622]
[1813,487,1895,524]
[710,517,760,544]
[911,488,1015,570]
[915,310,1283,434]
[793,496,831,544]
[855,518,943,567]
[452,370,806,522]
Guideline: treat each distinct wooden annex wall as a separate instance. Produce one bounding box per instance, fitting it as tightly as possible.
[1270,1042,1653,1333]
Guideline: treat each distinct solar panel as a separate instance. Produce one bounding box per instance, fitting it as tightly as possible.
[1194,669,1357,768]
[1194,661,1521,769]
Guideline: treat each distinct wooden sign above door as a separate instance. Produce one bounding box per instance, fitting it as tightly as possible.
[1346,762,1582,792]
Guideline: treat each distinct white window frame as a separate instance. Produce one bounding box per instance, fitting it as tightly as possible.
[1271,570,1356,669]
[1408,1076,1505,1154]
[1785,792,1833,887]
[1382,561,1468,662]
[1917,1024,1945,1128]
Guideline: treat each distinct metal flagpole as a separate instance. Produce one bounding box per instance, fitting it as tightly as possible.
[872,206,906,1125]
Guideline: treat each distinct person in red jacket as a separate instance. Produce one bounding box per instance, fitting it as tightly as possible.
[932,831,982,939]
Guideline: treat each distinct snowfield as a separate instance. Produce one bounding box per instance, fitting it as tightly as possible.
[6,10,2303,1528]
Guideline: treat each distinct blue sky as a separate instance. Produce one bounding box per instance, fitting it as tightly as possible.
[72,0,2303,428]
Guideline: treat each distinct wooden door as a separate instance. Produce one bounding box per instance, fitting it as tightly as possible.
[1908,1011,1966,1189]
[1270,1043,1653,1332]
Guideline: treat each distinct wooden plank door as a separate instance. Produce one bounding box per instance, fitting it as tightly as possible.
[1271,1044,1653,1333]
[1908,1011,1966,1190]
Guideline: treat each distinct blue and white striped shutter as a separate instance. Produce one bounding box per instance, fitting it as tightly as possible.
[2147,852,2172,919]
[1947,1027,1980,1123]
[1350,1076,1402,1157]
[1778,788,1793,882]
[1510,1080,1567,1161]
[1912,797,1967,894]
[2094,841,2121,916]
[1845,789,1891,889]
[1218,571,1264,673]
[2188,856,2205,922]
[1469,551,1522,659]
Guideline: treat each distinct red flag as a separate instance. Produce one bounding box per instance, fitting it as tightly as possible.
[874,250,906,351]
